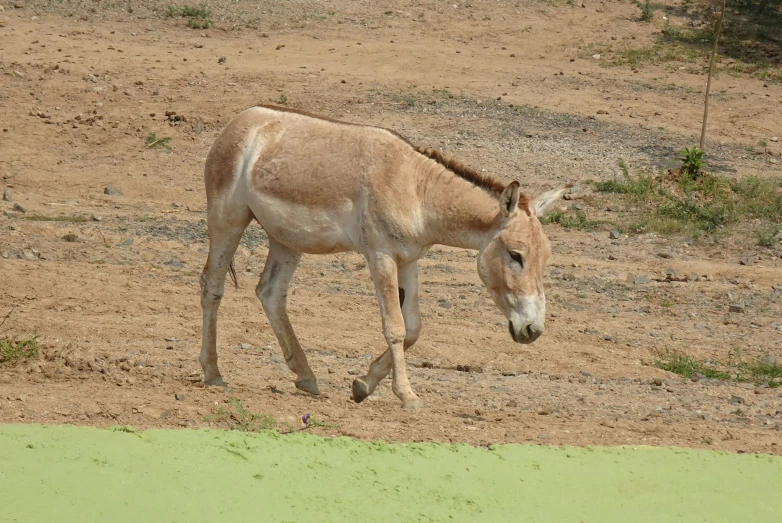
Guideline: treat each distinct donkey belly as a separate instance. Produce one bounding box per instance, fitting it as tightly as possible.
[247,191,359,255]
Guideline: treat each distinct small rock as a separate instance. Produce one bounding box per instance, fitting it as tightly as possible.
[597,109,608,115]
[729,303,745,313]
[609,230,620,239]
[634,275,650,285]
[580,370,592,377]
[347,369,361,375]
[438,299,452,309]
[2,189,11,202]
[104,184,123,196]
[506,399,518,408]
[657,252,672,259]
[760,354,777,366]
[239,343,254,350]
[730,395,745,405]
[90,214,101,222]
[771,137,779,142]
[118,237,134,247]
[163,257,184,268]
[608,254,617,261]
[217,56,227,63]
[739,255,755,266]
[13,1,25,8]
[651,378,663,386]
[62,233,79,242]
[12,203,26,213]
[537,407,552,415]
[175,393,185,401]
[604,335,613,342]
[501,371,517,377]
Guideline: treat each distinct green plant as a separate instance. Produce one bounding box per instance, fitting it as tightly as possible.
[634,0,654,22]
[204,398,276,432]
[678,146,705,179]
[756,226,780,247]
[145,132,172,150]
[735,361,782,388]
[0,335,41,364]
[653,350,730,380]
[166,5,211,28]
[540,209,601,231]
[278,94,288,105]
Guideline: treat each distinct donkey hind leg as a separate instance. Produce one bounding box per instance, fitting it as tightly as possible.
[256,238,319,395]
[353,261,421,403]
[199,207,253,386]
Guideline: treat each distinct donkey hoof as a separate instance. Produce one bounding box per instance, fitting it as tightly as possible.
[352,378,370,403]
[295,377,320,396]
[402,396,423,410]
[204,376,226,387]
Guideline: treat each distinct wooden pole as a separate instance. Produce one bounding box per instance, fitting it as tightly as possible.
[699,0,727,150]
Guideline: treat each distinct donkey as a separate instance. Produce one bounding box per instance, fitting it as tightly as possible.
[200,105,569,409]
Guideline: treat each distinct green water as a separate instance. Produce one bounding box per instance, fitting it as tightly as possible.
[0,424,780,522]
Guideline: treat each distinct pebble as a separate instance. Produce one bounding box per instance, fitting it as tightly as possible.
[609,229,620,239]
[12,203,26,213]
[175,393,185,401]
[239,343,254,350]
[438,299,452,309]
[760,354,777,366]
[62,233,79,242]
[633,275,650,285]
[13,1,24,8]
[347,369,361,375]
[739,255,755,266]
[730,395,745,405]
[729,303,745,313]
[2,189,11,202]
[506,400,518,408]
[580,370,592,377]
[104,184,123,196]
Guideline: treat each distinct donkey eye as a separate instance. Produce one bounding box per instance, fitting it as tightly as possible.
[509,251,524,268]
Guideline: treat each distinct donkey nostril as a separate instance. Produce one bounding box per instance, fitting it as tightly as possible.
[523,324,533,339]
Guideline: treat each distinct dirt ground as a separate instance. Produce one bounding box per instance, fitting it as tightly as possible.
[1,0,781,454]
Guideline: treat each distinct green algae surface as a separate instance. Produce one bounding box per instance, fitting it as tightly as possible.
[1,424,781,522]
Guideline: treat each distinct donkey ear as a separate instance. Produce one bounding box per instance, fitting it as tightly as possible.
[532,185,572,217]
[499,181,521,217]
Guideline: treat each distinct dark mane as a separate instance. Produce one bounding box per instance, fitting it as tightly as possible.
[413,147,507,196]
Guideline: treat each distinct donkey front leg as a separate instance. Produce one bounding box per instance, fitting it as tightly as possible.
[353,260,420,404]
[256,238,319,395]
[365,254,422,409]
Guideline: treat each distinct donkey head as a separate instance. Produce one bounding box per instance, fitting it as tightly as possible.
[476,182,568,344]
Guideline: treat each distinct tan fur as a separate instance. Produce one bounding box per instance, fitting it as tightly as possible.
[199,106,569,408]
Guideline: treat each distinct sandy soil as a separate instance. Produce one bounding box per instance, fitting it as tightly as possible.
[1,0,781,454]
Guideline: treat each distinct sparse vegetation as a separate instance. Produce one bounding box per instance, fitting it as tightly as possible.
[165,5,212,29]
[145,132,172,150]
[204,398,276,432]
[596,160,782,238]
[653,349,782,388]
[278,94,288,105]
[634,0,654,22]
[756,226,780,247]
[653,350,730,380]
[0,335,41,364]
[540,209,601,231]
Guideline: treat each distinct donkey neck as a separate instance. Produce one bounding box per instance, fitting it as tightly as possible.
[417,159,502,251]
